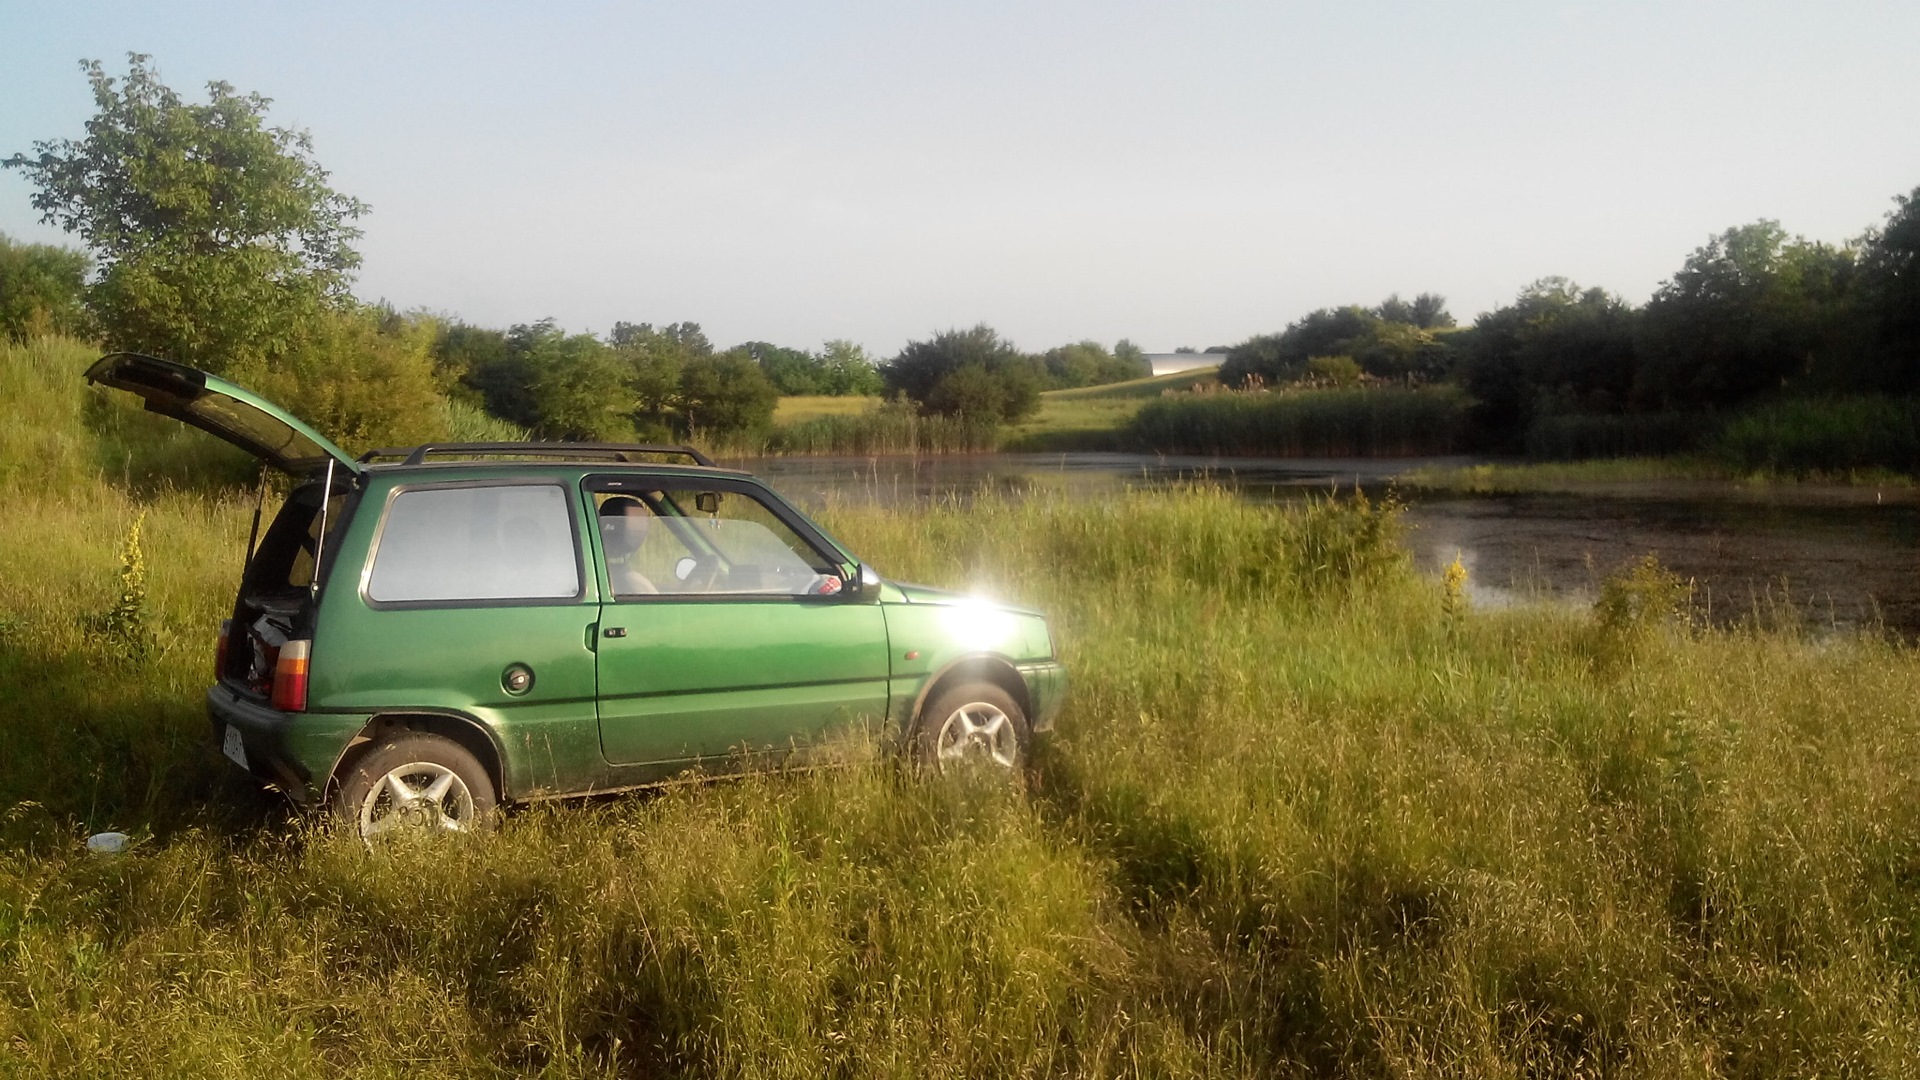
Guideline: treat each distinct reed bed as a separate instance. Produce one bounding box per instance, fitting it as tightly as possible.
[1715,396,1920,476]
[707,403,1002,457]
[1126,387,1471,457]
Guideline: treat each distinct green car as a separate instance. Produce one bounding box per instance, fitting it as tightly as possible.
[89,353,1066,838]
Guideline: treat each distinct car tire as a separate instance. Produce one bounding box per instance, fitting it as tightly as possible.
[332,732,497,841]
[913,680,1030,775]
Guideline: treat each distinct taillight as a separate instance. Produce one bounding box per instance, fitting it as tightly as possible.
[215,619,231,680]
[270,639,310,712]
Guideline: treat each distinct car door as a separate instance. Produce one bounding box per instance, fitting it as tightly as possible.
[312,479,604,793]
[588,476,890,765]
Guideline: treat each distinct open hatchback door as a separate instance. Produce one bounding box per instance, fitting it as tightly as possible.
[85,352,361,477]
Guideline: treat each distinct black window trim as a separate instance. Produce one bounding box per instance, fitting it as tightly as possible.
[359,478,591,610]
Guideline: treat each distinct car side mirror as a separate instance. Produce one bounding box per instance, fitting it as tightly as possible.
[848,564,881,600]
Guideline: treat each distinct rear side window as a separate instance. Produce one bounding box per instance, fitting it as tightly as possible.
[367,484,581,603]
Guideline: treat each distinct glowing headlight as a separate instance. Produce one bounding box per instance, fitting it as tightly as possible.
[941,597,1018,651]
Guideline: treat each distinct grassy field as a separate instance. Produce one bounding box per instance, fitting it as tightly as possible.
[748,371,1226,457]
[6,338,1920,1075]
[772,395,883,425]
[1004,367,1222,452]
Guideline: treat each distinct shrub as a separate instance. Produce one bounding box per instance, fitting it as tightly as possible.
[231,306,451,454]
[882,325,1042,423]
[1305,354,1364,387]
[0,233,90,341]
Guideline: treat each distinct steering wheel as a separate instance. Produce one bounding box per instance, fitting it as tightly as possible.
[674,555,724,593]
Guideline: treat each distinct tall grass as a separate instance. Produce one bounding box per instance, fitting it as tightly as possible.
[1715,396,1920,475]
[772,394,883,425]
[1,335,256,493]
[707,401,1003,457]
[1524,411,1711,460]
[442,397,532,443]
[1127,386,1471,457]
[4,341,1920,1074]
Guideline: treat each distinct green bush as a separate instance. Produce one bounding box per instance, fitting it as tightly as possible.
[0,233,90,341]
[230,306,452,455]
[882,325,1042,423]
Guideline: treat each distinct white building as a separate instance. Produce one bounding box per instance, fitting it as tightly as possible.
[1145,353,1221,377]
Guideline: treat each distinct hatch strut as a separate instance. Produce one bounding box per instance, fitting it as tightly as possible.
[243,464,270,572]
[310,458,335,602]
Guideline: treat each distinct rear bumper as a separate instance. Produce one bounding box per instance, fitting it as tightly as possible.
[207,683,370,806]
[1017,661,1068,733]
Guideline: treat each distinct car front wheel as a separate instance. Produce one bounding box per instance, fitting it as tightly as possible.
[333,732,497,840]
[914,680,1029,774]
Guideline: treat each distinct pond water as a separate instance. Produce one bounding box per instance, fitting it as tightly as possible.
[740,453,1920,637]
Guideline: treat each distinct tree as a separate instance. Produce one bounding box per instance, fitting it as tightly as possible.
[491,324,626,441]
[242,305,449,451]
[679,350,777,434]
[610,321,711,427]
[817,339,884,396]
[0,233,90,339]
[1220,306,1374,386]
[882,325,1042,423]
[5,55,368,373]
[1409,293,1455,329]
[1636,222,1855,408]
[1039,339,1150,388]
[1376,294,1416,326]
[534,346,636,442]
[1858,185,1920,391]
[738,340,822,395]
[1114,339,1150,377]
[1352,321,1444,379]
[1041,340,1111,388]
[434,322,511,405]
[1458,278,1639,445]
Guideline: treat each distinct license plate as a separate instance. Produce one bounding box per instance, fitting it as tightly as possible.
[221,723,249,770]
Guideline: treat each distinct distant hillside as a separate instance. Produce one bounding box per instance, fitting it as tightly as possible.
[1043,366,1221,402]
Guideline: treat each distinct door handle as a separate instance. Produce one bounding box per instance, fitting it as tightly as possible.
[603,626,627,638]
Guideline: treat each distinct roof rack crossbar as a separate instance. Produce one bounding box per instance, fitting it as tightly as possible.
[357,442,716,467]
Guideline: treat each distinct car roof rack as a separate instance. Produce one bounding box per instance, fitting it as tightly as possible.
[358,442,718,468]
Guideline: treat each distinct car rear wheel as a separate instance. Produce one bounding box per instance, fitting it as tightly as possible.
[914,680,1029,774]
[333,732,497,840]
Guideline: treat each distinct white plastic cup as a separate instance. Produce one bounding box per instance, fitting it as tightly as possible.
[86,832,130,855]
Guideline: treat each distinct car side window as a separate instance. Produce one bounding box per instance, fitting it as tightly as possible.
[367,484,581,603]
[593,485,840,599]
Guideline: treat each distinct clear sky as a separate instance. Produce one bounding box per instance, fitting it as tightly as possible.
[3,0,1916,355]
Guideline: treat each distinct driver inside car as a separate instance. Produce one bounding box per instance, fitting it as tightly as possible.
[598,495,660,595]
